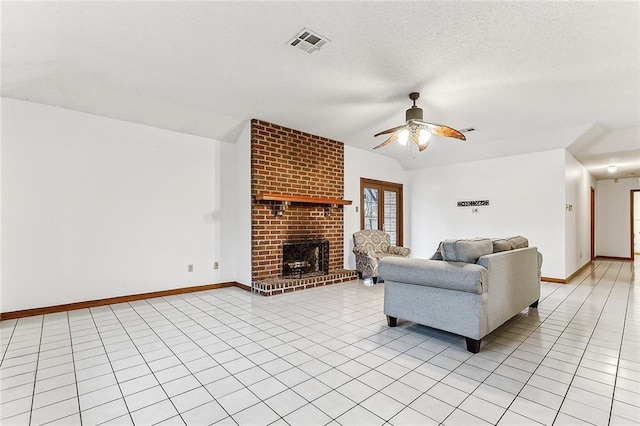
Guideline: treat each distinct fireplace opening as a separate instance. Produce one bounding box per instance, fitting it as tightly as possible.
[282,240,329,278]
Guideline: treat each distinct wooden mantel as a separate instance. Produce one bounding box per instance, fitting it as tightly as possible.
[255,193,352,206]
[255,193,352,216]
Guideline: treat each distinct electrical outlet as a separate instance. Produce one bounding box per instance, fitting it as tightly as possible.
[213,261,219,270]
[187,264,193,272]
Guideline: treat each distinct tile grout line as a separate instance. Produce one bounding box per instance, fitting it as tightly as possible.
[516,259,621,425]
[162,290,325,422]
[117,299,237,424]
[606,261,633,425]
[432,320,545,424]
[183,288,340,407]
[2,259,637,426]
[547,260,623,425]
[87,306,136,425]
[304,282,554,423]
[107,302,190,423]
[27,316,45,426]
[514,259,618,425]
[407,256,620,423]
[0,319,18,367]
[66,311,83,425]
[184,286,425,422]
[299,296,437,423]
[186,295,321,420]
[436,259,614,425]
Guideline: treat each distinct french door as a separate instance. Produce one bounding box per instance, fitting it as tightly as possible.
[360,178,403,246]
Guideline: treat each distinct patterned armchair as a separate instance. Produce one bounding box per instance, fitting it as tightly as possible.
[353,230,410,282]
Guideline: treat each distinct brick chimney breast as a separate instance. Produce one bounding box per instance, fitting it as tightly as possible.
[250,120,354,293]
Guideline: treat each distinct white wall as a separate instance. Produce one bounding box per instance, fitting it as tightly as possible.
[220,122,252,285]
[564,151,596,276]
[2,98,607,312]
[343,146,408,270]
[0,99,3,306]
[1,98,247,312]
[406,149,566,279]
[596,177,640,258]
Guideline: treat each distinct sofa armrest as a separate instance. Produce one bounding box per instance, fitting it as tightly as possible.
[476,247,540,293]
[353,246,375,257]
[379,257,487,294]
[388,246,411,257]
[477,247,540,330]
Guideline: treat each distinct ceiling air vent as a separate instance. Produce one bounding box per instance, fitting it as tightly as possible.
[288,28,330,54]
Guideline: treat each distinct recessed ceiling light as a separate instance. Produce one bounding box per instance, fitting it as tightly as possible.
[606,165,618,173]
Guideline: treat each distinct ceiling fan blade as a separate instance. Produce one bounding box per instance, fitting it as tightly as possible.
[373,133,398,149]
[414,121,466,141]
[374,124,407,137]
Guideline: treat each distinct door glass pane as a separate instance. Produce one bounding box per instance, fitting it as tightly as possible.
[363,187,378,230]
[384,190,397,245]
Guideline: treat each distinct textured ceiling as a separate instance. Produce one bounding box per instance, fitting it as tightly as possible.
[2,1,639,177]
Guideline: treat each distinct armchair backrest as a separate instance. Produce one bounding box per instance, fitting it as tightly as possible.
[353,229,391,253]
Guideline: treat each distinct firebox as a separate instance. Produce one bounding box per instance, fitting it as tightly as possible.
[282,240,329,278]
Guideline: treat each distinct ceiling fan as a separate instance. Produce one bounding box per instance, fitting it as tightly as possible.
[373,92,466,151]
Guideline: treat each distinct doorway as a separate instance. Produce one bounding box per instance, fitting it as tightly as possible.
[632,190,640,258]
[360,178,403,246]
[591,187,595,260]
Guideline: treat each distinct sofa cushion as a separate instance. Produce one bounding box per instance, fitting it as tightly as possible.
[379,257,486,294]
[430,242,444,260]
[507,236,529,249]
[441,239,493,263]
[491,239,513,253]
[430,250,443,260]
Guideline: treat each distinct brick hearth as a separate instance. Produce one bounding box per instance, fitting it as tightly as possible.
[251,120,356,295]
[252,270,357,296]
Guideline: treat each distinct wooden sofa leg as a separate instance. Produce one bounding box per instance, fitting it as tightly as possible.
[386,315,397,327]
[466,338,481,353]
[530,299,539,308]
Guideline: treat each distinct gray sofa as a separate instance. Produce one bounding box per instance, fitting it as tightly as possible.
[379,237,542,353]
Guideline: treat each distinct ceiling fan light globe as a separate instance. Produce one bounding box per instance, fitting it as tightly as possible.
[397,129,410,145]
[418,128,431,146]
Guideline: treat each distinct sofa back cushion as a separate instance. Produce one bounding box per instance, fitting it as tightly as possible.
[430,242,444,260]
[379,257,486,294]
[491,239,513,253]
[491,236,529,252]
[507,236,529,249]
[441,238,493,263]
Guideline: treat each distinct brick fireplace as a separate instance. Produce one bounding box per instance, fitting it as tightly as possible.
[251,119,356,295]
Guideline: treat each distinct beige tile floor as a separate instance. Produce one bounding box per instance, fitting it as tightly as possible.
[1,258,638,425]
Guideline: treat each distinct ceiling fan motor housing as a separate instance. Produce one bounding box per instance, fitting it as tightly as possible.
[406,106,423,122]
[405,92,423,121]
